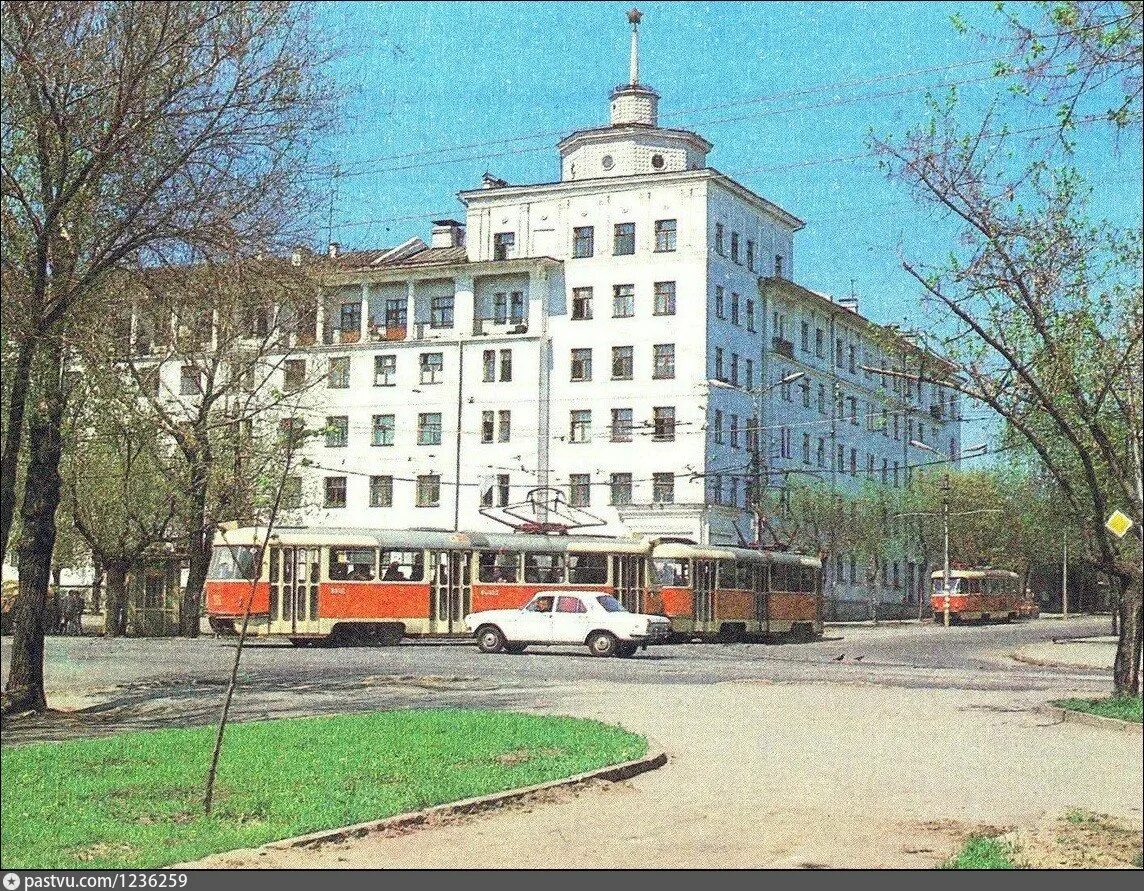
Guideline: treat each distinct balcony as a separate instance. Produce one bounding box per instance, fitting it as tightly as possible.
[772,337,795,359]
[368,323,407,342]
[929,404,944,420]
[472,318,528,336]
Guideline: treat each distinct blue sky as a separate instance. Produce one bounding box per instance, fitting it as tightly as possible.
[310,0,1142,339]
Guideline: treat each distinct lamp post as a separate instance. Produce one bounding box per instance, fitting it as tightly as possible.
[710,370,805,547]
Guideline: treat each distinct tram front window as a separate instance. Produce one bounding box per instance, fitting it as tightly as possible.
[208,546,259,581]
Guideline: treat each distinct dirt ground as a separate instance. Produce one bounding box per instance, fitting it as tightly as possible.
[188,680,1144,869]
[1004,810,1143,868]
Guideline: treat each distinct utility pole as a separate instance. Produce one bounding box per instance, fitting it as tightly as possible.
[942,471,951,628]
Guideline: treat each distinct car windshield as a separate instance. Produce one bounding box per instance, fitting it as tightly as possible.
[596,595,627,613]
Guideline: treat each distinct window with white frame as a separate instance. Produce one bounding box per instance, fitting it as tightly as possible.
[653,281,676,315]
[612,283,634,318]
[571,348,593,381]
[419,352,443,384]
[371,414,395,447]
[369,475,393,508]
[373,354,395,387]
[418,412,442,446]
[416,474,440,507]
[327,356,350,389]
[571,287,593,320]
[654,219,677,252]
[653,343,675,379]
[570,410,591,443]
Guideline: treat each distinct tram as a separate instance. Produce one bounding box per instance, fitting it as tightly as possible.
[204,526,823,645]
[930,568,1022,624]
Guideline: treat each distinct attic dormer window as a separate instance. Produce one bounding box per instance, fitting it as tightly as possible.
[651,153,664,169]
[601,155,615,170]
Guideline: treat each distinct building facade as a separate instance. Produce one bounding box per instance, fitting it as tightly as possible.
[133,15,962,615]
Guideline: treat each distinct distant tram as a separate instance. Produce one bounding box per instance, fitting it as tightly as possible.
[204,527,822,646]
[930,568,1022,624]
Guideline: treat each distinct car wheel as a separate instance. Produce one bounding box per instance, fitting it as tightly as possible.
[616,642,638,658]
[587,631,618,657]
[477,626,506,654]
[505,642,527,654]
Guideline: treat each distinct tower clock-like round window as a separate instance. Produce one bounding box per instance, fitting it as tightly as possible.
[651,153,665,169]
[601,155,614,170]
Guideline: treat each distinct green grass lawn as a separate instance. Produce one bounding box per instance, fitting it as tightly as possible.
[940,835,1017,869]
[1053,696,1143,723]
[1,709,646,870]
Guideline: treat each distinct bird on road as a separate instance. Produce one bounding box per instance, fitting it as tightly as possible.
[853,655,864,662]
[833,653,845,661]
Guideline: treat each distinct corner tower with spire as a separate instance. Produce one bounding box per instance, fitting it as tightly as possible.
[557,9,712,181]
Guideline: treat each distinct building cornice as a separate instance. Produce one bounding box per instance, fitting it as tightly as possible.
[322,256,561,288]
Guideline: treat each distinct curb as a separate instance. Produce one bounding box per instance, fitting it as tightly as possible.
[1010,651,1112,671]
[259,749,669,851]
[1039,705,1142,735]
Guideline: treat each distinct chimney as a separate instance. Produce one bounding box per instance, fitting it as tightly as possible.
[327,241,340,259]
[430,219,465,249]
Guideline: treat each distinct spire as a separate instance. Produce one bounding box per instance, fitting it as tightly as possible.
[628,8,642,86]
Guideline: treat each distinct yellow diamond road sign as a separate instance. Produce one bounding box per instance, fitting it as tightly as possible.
[1105,510,1133,539]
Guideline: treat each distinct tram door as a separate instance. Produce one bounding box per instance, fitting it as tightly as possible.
[612,556,645,613]
[694,559,716,631]
[268,546,321,636]
[756,565,770,636]
[429,550,471,634]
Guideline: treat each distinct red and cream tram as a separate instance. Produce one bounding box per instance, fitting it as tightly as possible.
[204,526,823,645]
[930,568,1022,624]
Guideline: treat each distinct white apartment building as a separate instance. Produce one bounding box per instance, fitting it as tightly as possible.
[138,15,962,615]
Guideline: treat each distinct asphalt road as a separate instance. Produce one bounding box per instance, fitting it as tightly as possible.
[0,615,1115,745]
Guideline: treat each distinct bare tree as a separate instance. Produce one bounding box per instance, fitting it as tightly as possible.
[873,3,1143,695]
[1,1,335,714]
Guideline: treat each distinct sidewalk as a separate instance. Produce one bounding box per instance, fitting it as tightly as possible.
[1011,636,1117,670]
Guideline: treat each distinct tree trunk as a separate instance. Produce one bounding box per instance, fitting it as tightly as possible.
[1112,571,1142,697]
[104,560,129,638]
[3,339,65,715]
[180,460,210,637]
[90,552,103,614]
[0,337,37,563]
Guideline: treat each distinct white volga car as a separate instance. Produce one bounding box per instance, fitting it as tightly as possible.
[464,591,672,658]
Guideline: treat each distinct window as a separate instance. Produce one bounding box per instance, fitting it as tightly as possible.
[730,415,739,448]
[745,359,754,389]
[612,283,634,317]
[611,408,633,442]
[850,447,858,477]
[715,286,725,318]
[746,298,755,332]
[571,348,593,381]
[571,287,593,320]
[881,458,889,484]
[281,475,302,510]
[572,226,594,258]
[283,359,306,392]
[731,292,740,325]
[653,343,675,379]
[774,255,784,278]
[496,474,510,507]
[280,417,306,450]
[612,345,633,380]
[780,426,792,459]
[780,372,793,401]
[817,437,826,468]
[482,411,494,443]
[654,218,677,252]
[653,281,676,315]
[715,223,725,255]
[613,222,635,255]
[836,339,845,369]
[569,474,591,507]
[557,596,588,615]
[369,475,393,508]
[801,321,810,352]
[800,378,811,408]
[653,406,676,441]
[483,349,495,382]
[384,297,407,329]
[430,293,454,329]
[714,347,725,381]
[848,345,857,375]
[510,291,525,324]
[493,232,515,260]
[327,356,350,388]
[712,409,724,444]
[867,453,876,479]
[416,474,440,507]
[817,383,827,415]
[773,311,786,340]
[334,301,359,335]
[731,232,740,263]
[815,328,825,358]
[498,410,511,442]
[893,461,900,488]
[371,414,395,446]
[417,412,442,446]
[479,551,519,583]
[381,550,424,581]
[324,476,347,509]
[374,354,395,386]
[707,473,723,505]
[568,553,607,584]
[420,352,443,384]
[180,365,202,396]
[499,349,512,381]
[730,354,740,387]
[332,548,377,584]
[610,473,633,506]
[325,416,348,448]
[524,553,565,584]
[652,473,674,503]
[570,409,591,443]
[493,292,508,324]
[802,432,812,463]
[849,396,858,425]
